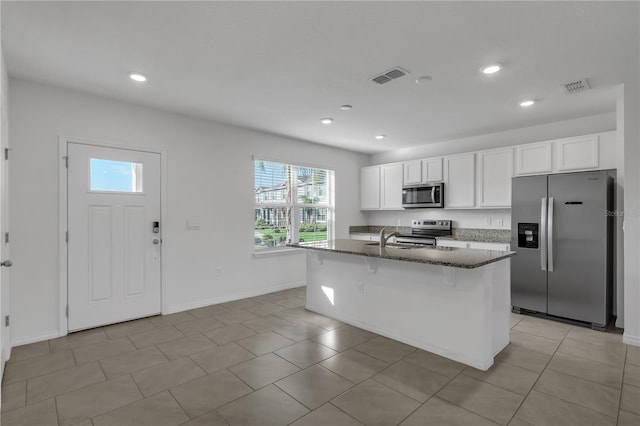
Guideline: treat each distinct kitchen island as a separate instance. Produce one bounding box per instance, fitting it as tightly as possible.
[288,239,515,370]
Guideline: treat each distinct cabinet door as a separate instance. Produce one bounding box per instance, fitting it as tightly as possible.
[445,154,475,208]
[381,163,403,209]
[468,242,510,251]
[515,142,552,175]
[556,135,599,171]
[437,240,469,248]
[403,160,422,185]
[360,166,381,210]
[423,158,443,182]
[477,148,513,207]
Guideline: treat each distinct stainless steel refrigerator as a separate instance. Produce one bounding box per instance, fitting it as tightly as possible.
[510,171,613,330]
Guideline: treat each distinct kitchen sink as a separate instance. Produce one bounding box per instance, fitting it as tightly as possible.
[364,242,414,249]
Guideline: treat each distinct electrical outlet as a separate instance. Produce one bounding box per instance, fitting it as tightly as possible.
[357,281,364,294]
[485,217,492,227]
[496,218,504,227]
[215,268,222,277]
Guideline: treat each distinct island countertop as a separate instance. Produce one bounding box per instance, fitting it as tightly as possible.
[287,239,515,269]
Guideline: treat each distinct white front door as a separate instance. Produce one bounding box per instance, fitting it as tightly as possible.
[67,143,161,331]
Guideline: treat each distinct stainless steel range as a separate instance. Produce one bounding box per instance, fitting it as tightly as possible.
[395,219,452,246]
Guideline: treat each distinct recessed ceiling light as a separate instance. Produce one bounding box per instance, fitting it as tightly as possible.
[129,73,147,82]
[320,118,333,124]
[481,64,501,74]
[415,76,432,85]
[375,135,386,140]
[340,105,353,110]
[519,100,535,107]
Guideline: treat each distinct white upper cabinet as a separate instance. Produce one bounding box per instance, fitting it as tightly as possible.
[444,153,475,208]
[360,165,380,210]
[403,157,443,185]
[423,158,443,182]
[362,131,614,211]
[515,133,611,176]
[556,135,599,171]
[515,142,552,175]
[403,160,422,185]
[381,163,403,209]
[360,163,403,210]
[477,148,513,208]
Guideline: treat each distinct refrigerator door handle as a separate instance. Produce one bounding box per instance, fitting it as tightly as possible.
[548,197,554,272]
[541,197,547,271]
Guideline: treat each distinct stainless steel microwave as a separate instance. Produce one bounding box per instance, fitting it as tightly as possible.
[402,183,444,208]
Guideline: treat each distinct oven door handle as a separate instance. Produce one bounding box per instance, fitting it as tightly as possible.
[431,186,436,203]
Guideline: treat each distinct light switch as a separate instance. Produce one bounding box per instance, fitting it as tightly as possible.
[186,221,201,230]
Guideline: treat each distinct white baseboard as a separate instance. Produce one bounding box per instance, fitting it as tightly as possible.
[11,330,61,348]
[623,333,640,346]
[166,281,306,314]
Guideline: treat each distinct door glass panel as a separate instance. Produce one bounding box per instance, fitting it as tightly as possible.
[90,158,143,192]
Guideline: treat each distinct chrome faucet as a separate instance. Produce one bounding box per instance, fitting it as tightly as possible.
[379,226,400,248]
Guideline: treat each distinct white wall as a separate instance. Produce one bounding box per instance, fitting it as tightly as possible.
[8,78,368,345]
[619,80,640,343]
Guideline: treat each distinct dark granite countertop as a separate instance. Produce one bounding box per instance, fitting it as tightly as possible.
[287,239,515,269]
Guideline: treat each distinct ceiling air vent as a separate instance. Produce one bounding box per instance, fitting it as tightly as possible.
[371,67,410,85]
[561,78,590,95]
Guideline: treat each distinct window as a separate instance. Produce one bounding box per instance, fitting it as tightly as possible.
[254,159,334,250]
[90,158,143,193]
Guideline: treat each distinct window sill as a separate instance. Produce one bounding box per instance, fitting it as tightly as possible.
[253,248,305,258]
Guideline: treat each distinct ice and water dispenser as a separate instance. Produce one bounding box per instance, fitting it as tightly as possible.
[517,223,539,249]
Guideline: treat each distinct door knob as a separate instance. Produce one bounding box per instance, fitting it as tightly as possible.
[1,260,12,267]
[153,239,160,245]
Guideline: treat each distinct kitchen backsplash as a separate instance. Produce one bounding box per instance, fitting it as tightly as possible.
[363,209,511,230]
[349,225,511,244]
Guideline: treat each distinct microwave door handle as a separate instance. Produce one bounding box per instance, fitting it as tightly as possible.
[431,186,436,203]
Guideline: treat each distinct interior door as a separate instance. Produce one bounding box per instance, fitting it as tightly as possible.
[1,108,11,365]
[67,143,161,331]
[547,172,609,325]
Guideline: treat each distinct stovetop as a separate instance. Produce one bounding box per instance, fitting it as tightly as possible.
[395,219,452,246]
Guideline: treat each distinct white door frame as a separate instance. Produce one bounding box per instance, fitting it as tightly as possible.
[58,136,168,337]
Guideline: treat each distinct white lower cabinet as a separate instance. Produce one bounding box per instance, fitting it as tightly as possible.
[437,240,510,251]
[350,233,374,241]
[437,239,469,248]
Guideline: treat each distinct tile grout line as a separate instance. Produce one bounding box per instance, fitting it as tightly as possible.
[502,316,563,425]
[615,346,629,426]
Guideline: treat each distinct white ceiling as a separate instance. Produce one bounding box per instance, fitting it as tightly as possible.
[2,1,638,154]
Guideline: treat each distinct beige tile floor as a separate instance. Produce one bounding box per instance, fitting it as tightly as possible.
[2,286,639,426]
